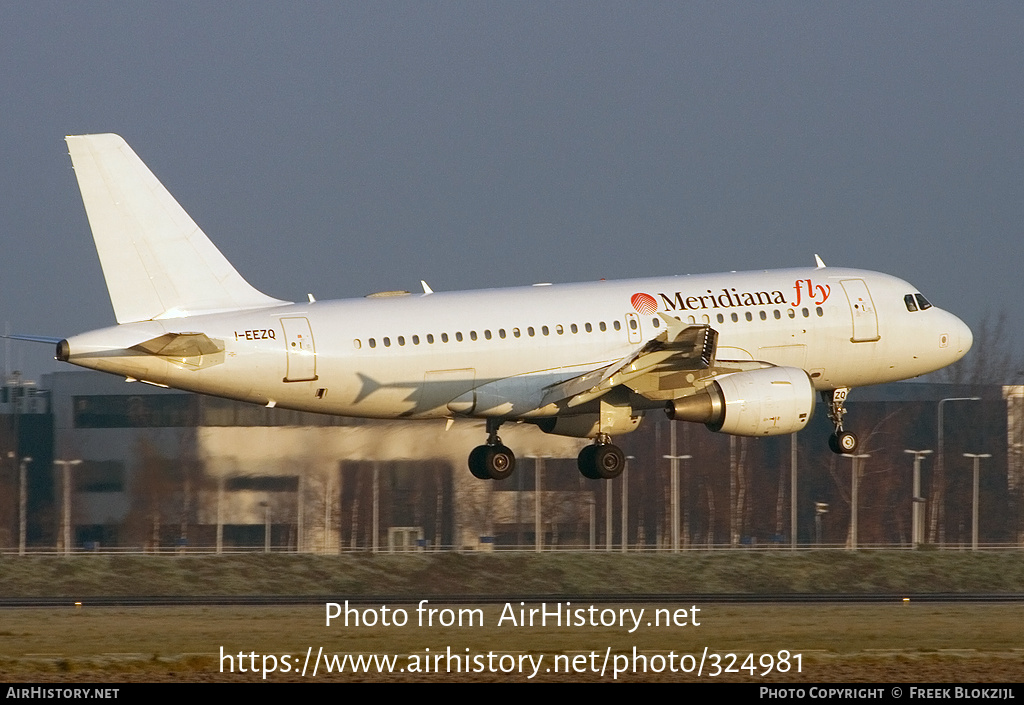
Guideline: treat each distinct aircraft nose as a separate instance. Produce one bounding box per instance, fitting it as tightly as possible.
[948,313,973,362]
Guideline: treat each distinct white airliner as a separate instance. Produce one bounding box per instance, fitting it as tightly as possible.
[22,134,973,480]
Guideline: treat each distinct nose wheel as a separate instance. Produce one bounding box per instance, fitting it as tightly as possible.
[824,388,859,454]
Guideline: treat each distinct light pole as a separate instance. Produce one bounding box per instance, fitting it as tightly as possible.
[935,397,981,544]
[847,454,870,549]
[904,449,932,548]
[663,449,691,553]
[53,459,82,556]
[621,456,633,553]
[15,454,31,556]
[260,501,271,553]
[525,455,549,552]
[790,433,798,549]
[814,502,829,545]
[605,471,613,552]
[963,453,991,550]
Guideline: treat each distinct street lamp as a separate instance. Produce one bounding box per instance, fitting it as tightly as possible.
[53,459,82,556]
[663,452,691,553]
[622,455,633,553]
[935,397,981,544]
[963,453,991,550]
[524,455,550,553]
[259,500,271,553]
[815,502,829,545]
[847,454,870,549]
[904,449,932,548]
[13,454,32,556]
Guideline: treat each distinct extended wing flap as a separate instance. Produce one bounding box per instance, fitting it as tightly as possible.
[541,322,717,408]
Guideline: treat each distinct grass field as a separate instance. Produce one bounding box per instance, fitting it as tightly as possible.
[2,551,1024,597]
[0,602,1021,682]
[0,552,1022,682]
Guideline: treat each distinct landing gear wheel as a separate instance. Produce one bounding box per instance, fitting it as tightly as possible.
[578,443,625,479]
[468,444,516,480]
[828,431,859,455]
[468,445,492,479]
[578,445,600,479]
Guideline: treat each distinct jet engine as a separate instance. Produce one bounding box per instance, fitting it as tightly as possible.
[666,367,815,436]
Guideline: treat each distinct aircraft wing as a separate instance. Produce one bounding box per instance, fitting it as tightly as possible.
[541,315,718,408]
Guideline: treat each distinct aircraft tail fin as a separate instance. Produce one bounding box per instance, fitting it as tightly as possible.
[66,134,288,324]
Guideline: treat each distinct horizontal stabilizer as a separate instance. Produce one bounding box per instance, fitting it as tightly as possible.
[2,334,64,345]
[66,134,289,323]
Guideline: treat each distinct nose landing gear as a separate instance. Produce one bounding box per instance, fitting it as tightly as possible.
[824,388,859,454]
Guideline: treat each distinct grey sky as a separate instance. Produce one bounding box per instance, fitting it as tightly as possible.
[2,2,1022,379]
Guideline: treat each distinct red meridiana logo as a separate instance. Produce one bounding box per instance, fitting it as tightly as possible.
[630,292,657,315]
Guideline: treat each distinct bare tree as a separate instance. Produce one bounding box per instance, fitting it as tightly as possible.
[934,310,1024,386]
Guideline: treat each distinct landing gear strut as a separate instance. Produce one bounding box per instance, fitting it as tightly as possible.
[468,419,516,480]
[824,388,859,454]
[578,434,625,479]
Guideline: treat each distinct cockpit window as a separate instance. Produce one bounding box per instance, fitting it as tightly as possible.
[914,294,932,311]
[904,294,918,312]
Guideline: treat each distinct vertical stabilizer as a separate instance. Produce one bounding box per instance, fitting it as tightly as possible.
[66,134,288,324]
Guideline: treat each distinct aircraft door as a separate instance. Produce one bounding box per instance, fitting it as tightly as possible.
[281,316,318,381]
[625,312,642,344]
[840,279,880,342]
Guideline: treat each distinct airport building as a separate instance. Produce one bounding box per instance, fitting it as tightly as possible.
[1,371,1022,551]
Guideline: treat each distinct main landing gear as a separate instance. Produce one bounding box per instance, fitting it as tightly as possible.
[578,435,626,480]
[824,388,859,454]
[466,422,626,481]
[468,419,516,480]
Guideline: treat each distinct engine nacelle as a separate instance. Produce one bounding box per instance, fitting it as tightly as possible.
[666,367,815,437]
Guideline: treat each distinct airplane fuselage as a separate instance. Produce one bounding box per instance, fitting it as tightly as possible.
[61,265,971,421]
